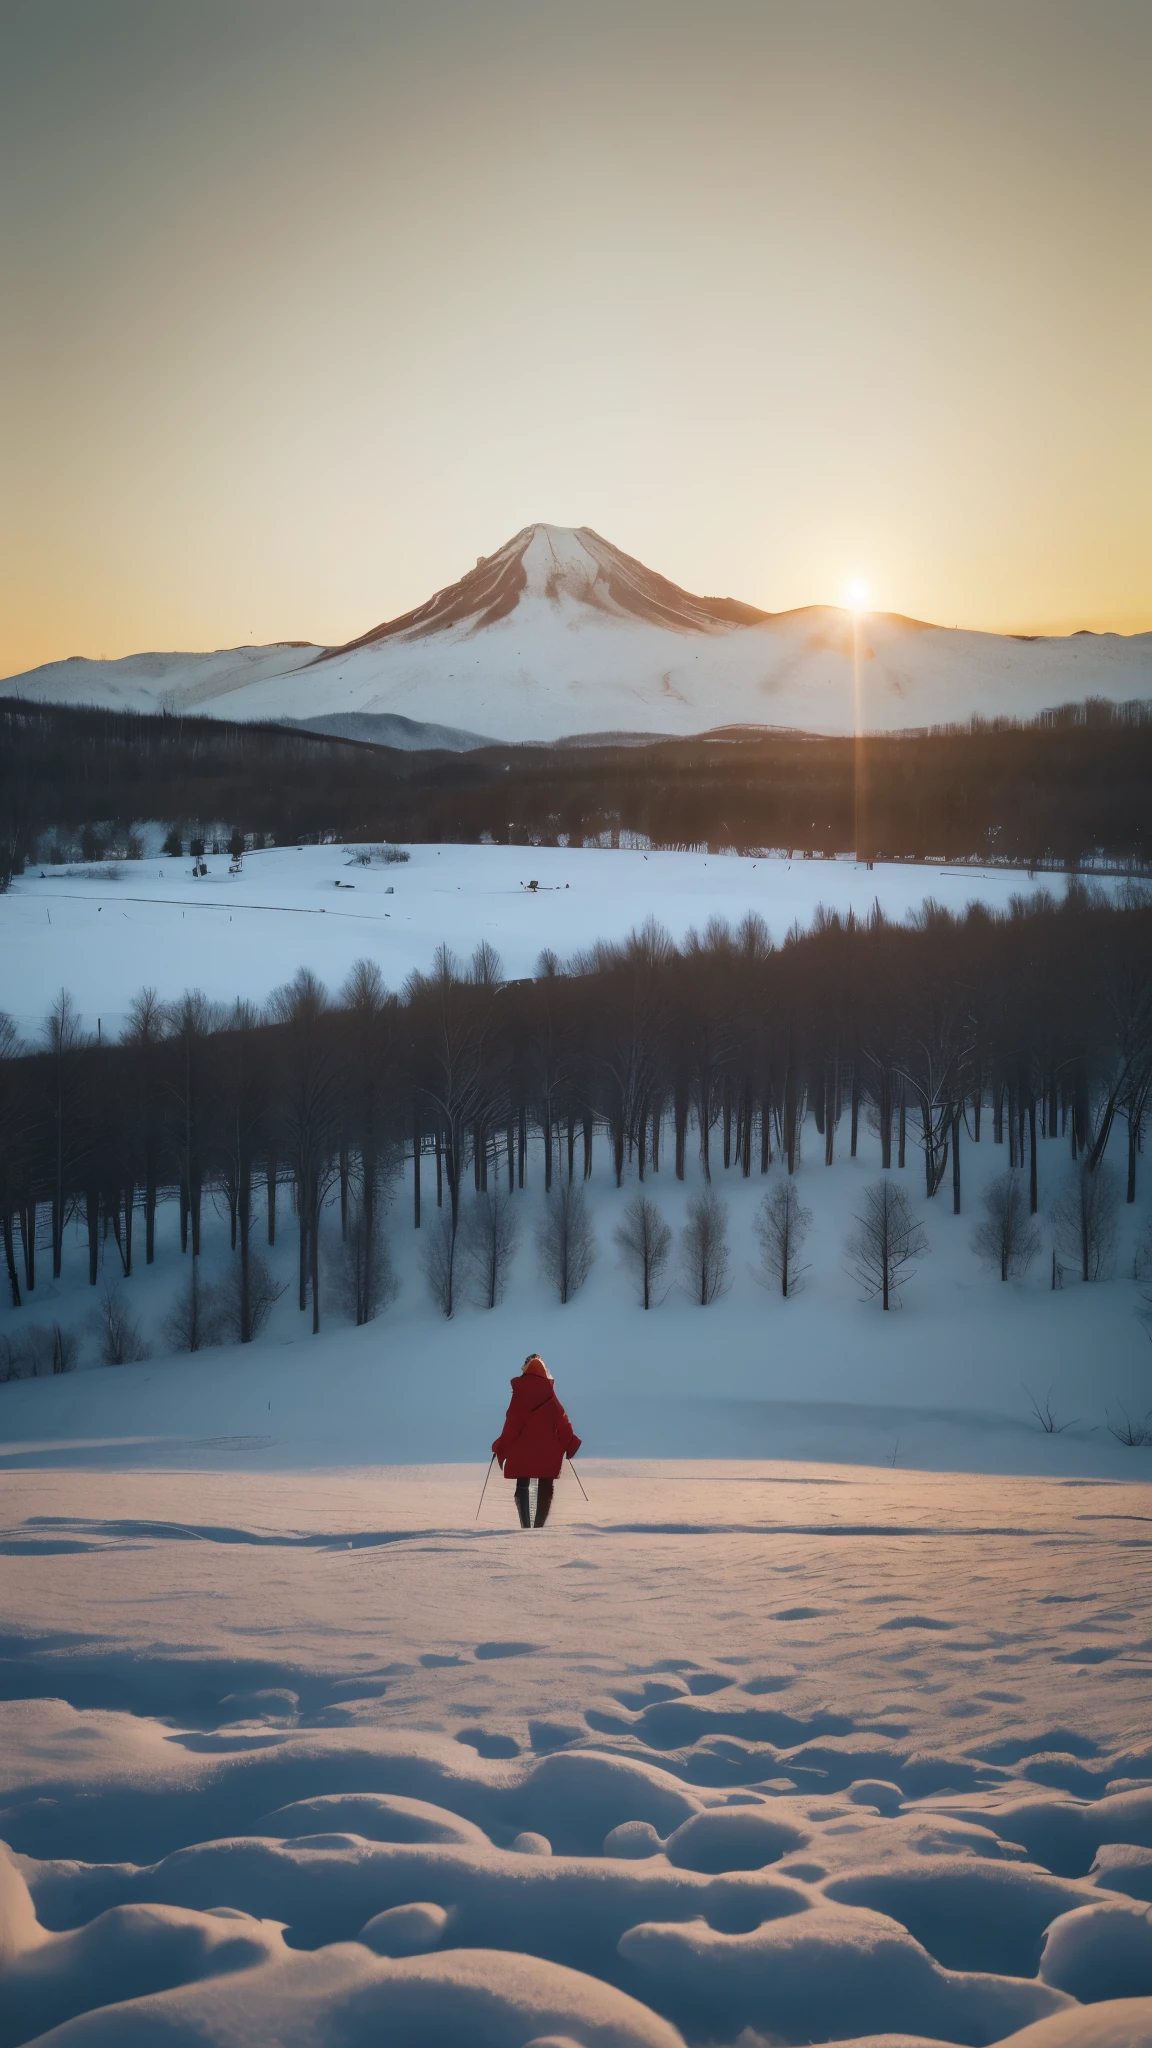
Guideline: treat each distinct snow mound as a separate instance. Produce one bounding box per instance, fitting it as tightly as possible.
[1039,1899,1152,2001]
[16,1945,685,2047]
[987,1998,1152,2045]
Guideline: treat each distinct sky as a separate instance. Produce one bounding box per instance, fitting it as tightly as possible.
[2,0,1149,677]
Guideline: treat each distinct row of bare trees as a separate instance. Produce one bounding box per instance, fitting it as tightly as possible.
[1,887,1149,1335]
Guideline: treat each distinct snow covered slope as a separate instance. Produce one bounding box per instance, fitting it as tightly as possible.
[6,524,1151,740]
[4,642,323,716]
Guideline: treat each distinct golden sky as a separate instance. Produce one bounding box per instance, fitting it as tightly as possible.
[2,0,1149,677]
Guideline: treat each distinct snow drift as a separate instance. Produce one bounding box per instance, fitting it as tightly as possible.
[3,1462,1152,2046]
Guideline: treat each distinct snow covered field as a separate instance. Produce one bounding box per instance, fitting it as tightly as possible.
[2,1462,1152,2046]
[0,841,1096,1036]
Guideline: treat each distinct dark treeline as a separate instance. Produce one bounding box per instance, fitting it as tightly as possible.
[3,695,1152,883]
[2,886,1149,1335]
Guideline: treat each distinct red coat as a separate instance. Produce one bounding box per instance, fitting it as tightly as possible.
[493,1375,581,1479]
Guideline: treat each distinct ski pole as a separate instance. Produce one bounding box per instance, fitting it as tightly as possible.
[566,1455,589,1502]
[475,1455,496,1520]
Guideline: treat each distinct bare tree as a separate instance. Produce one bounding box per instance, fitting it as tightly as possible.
[268,968,342,1332]
[42,989,86,1278]
[1024,1385,1077,1434]
[164,1261,225,1352]
[93,1283,149,1364]
[681,1188,731,1305]
[0,1321,79,1378]
[470,939,504,988]
[1051,1164,1120,1282]
[1107,1403,1152,1448]
[219,1250,287,1341]
[537,1181,596,1304]
[753,1181,812,1297]
[847,1180,928,1309]
[972,1171,1041,1281]
[614,1194,672,1308]
[331,1195,398,1326]
[423,1210,460,1317]
[0,1011,28,1306]
[460,1189,519,1308]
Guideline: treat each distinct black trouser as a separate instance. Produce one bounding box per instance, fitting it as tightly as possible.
[514,1478,554,1528]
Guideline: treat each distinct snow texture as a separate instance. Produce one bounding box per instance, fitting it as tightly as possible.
[2,1460,1152,2046]
[6,525,1151,740]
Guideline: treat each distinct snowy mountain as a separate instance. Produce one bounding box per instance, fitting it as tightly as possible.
[6,523,1151,741]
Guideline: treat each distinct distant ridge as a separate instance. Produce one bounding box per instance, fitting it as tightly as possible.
[284,710,494,753]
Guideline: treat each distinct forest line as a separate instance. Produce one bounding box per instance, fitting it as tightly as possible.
[1,883,1150,1359]
[4,695,1152,885]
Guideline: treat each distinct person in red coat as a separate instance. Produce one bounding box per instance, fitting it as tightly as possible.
[492,1354,581,1528]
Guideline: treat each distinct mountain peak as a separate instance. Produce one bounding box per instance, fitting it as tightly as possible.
[313,524,772,664]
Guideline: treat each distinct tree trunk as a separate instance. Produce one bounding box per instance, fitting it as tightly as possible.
[1029,1096,1039,1215]
[518,1102,527,1189]
[674,1083,688,1180]
[583,1111,593,1179]
[785,1071,797,1176]
[879,1069,892,1170]
[266,1156,277,1245]
[239,1160,252,1342]
[53,1070,64,1279]
[3,1210,21,1308]
[952,1106,961,1214]
[86,1187,99,1285]
[123,1182,134,1275]
[298,1181,309,1311]
[21,1202,35,1290]
[412,1110,422,1228]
